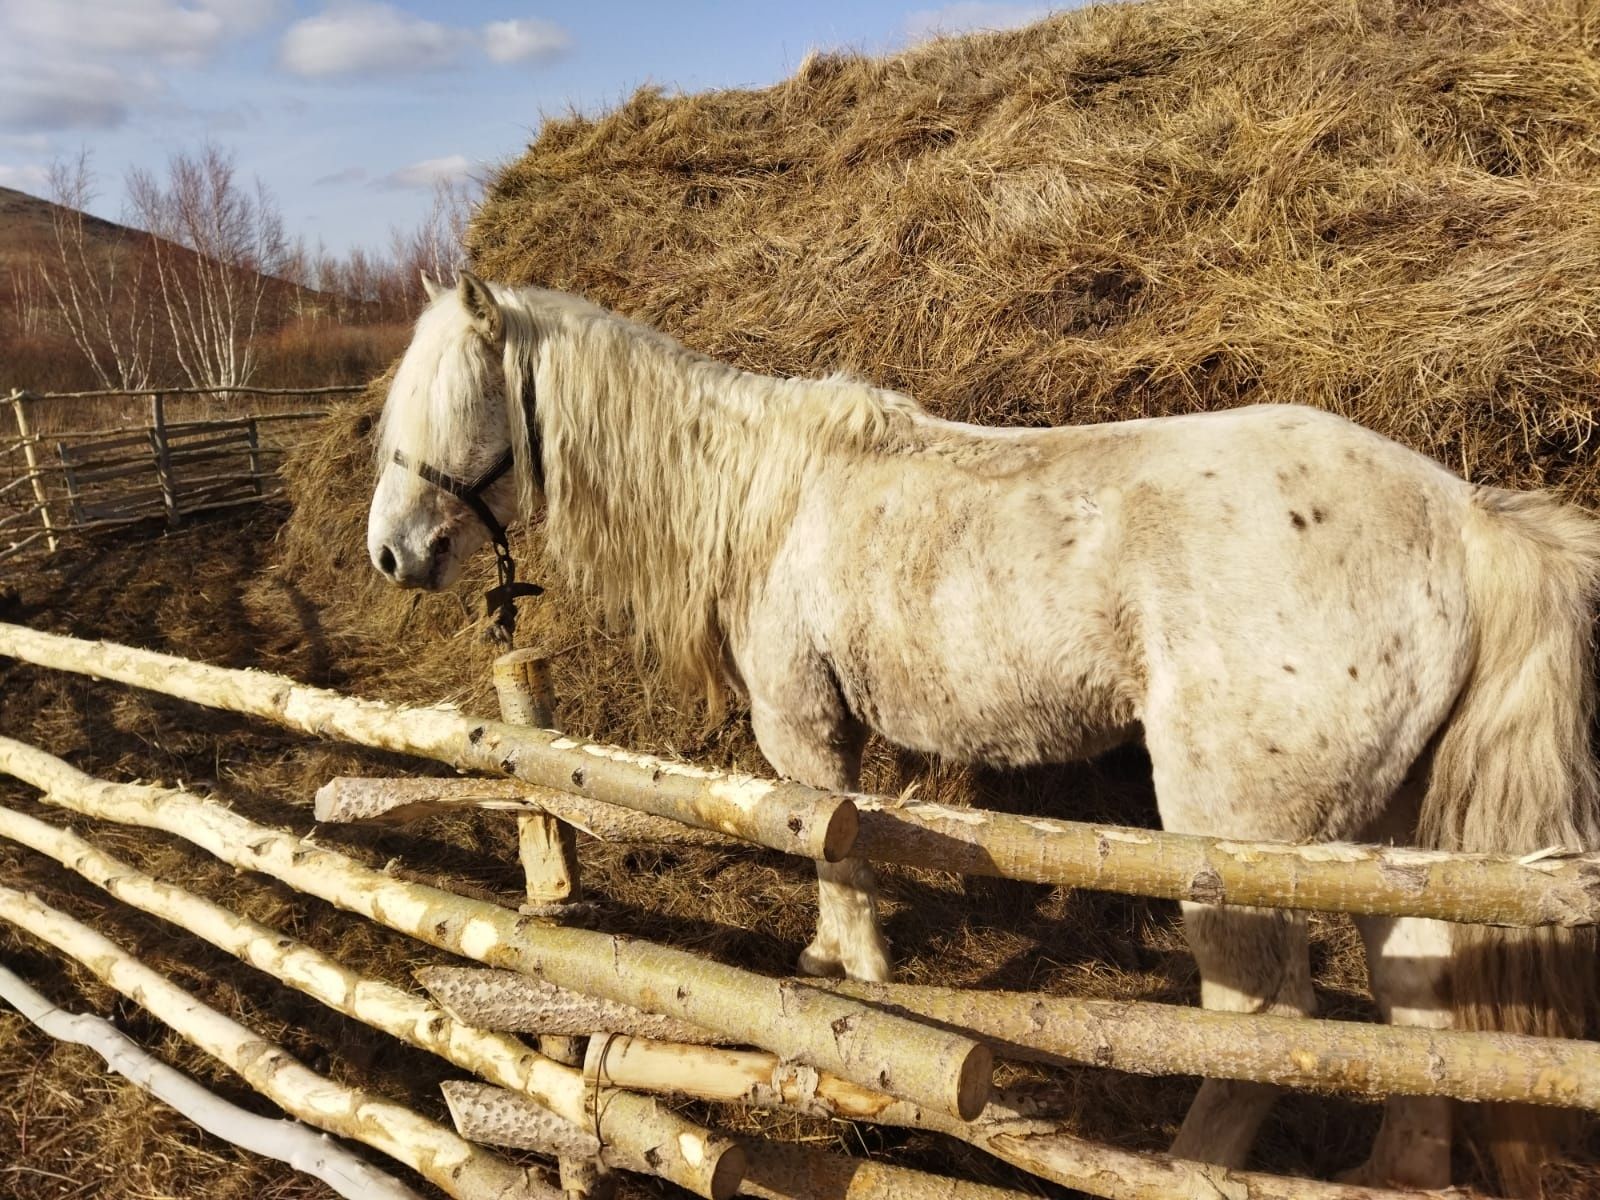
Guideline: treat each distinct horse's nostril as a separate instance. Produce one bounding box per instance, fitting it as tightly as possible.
[429,535,450,561]
[378,545,396,576]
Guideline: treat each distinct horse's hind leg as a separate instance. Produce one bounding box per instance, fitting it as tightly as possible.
[1340,785,1453,1189]
[1168,902,1314,1166]
[1340,915,1452,1189]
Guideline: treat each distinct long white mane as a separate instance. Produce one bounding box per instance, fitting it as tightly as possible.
[390,283,928,702]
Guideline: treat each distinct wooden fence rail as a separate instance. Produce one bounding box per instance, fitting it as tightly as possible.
[4,623,1600,1199]
[0,386,357,564]
[2,622,1596,928]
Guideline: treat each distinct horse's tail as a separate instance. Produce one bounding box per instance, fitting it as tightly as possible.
[1422,486,1600,1197]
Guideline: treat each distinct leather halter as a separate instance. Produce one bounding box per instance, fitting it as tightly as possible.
[391,414,545,643]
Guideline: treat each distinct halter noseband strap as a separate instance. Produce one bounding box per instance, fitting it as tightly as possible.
[391,435,544,644]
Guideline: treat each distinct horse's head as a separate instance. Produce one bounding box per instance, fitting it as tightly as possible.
[367,271,537,590]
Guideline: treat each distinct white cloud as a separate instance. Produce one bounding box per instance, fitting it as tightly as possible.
[380,154,474,190]
[0,163,50,193]
[316,165,368,186]
[483,17,570,65]
[0,0,280,66]
[280,3,470,77]
[904,3,1056,41]
[279,4,573,78]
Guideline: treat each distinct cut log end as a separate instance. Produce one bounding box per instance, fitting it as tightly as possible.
[954,1041,995,1122]
[705,1140,749,1200]
[820,799,859,863]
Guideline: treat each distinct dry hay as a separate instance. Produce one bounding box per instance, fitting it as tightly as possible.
[7,0,1600,1194]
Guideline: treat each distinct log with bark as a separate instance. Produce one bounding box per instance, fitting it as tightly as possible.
[417,964,1600,1112]
[7,622,1597,927]
[566,1032,1436,1200]
[0,622,856,862]
[0,883,552,1200]
[0,800,742,1200]
[0,735,992,1123]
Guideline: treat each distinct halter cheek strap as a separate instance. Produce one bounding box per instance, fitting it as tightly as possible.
[391,442,544,643]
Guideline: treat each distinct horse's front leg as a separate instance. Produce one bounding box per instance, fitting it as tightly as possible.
[748,688,891,983]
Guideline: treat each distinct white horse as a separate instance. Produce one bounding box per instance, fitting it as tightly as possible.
[367,272,1600,1195]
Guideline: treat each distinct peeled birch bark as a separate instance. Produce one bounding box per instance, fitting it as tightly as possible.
[0,623,857,862]
[0,801,741,1200]
[0,962,423,1200]
[443,1080,748,1187]
[314,777,736,849]
[417,966,725,1043]
[852,795,1600,926]
[427,963,1600,1112]
[0,736,992,1123]
[443,1082,601,1158]
[0,884,549,1200]
[583,1034,897,1119]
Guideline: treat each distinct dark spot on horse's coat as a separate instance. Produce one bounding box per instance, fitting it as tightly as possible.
[500,757,515,773]
[787,815,803,834]
[1063,537,1076,548]
[1312,507,1327,523]
[1266,743,1283,755]
[571,767,585,787]
[468,725,485,744]
[1296,462,1310,476]
[1282,664,1296,674]
[1348,665,1359,679]
[1202,470,1217,479]
[1290,511,1307,530]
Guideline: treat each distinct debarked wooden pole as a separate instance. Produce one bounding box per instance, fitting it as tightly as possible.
[0,736,991,1122]
[0,623,856,862]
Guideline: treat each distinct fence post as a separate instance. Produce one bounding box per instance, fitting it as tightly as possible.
[10,391,59,554]
[245,417,263,496]
[490,648,606,1200]
[148,393,180,527]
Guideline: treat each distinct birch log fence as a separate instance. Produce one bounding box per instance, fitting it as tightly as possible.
[0,386,359,564]
[1,620,1599,1199]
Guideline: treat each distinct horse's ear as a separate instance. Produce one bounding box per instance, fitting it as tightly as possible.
[458,271,503,344]
[419,271,444,301]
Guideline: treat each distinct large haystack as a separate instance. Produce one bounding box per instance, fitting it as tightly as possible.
[284,0,1600,734]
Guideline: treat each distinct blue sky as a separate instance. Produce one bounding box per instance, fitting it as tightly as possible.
[0,1,1063,257]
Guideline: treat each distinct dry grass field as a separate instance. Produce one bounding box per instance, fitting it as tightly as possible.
[4,0,1600,1195]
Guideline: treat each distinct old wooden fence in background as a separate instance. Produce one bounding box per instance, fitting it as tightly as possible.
[0,385,363,566]
[1,623,1599,1200]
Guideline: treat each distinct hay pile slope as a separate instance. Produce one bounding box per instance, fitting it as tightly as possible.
[284,0,1600,743]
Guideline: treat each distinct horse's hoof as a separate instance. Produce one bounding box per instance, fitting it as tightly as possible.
[798,943,847,978]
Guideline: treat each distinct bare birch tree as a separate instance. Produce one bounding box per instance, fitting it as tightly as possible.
[37,153,155,390]
[126,145,289,389]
